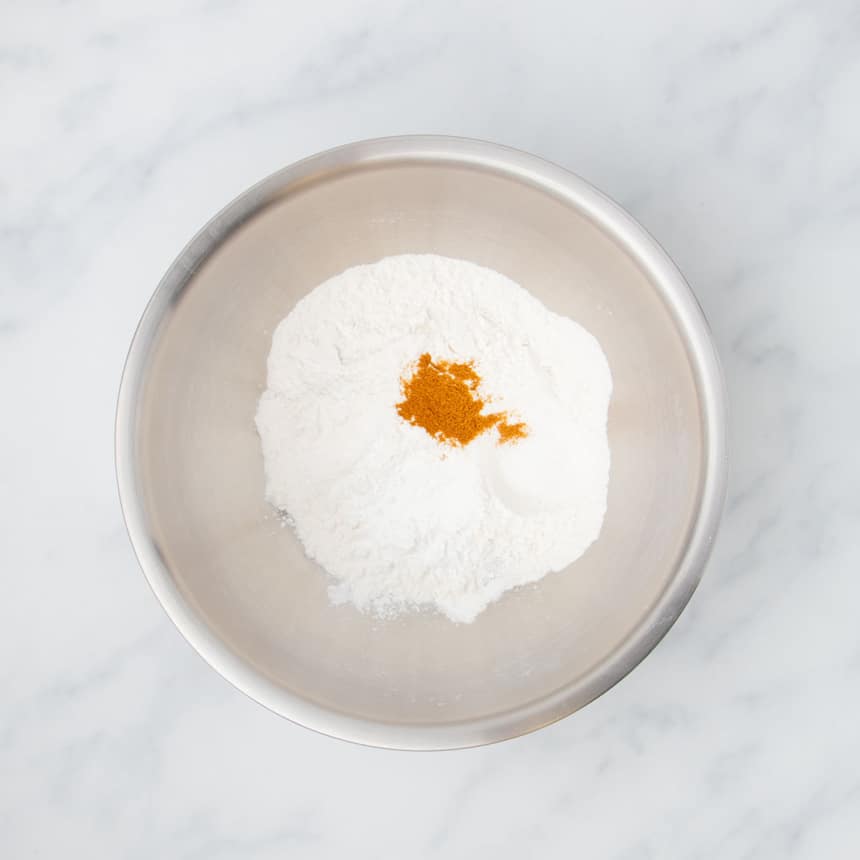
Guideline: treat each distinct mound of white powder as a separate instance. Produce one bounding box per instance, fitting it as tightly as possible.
[256,254,612,623]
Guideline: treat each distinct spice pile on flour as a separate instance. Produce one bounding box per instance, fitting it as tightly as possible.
[256,254,612,623]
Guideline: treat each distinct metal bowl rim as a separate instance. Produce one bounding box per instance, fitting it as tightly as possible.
[115,134,728,750]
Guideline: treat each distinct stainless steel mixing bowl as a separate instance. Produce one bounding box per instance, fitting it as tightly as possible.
[116,136,727,749]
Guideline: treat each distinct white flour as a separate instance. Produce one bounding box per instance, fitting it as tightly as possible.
[256,254,612,623]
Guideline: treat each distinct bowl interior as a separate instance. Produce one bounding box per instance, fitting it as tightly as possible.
[130,153,707,741]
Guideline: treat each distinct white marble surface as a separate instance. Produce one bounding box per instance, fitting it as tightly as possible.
[3,0,859,856]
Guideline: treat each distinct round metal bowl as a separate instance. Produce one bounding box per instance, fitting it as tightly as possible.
[116,136,727,749]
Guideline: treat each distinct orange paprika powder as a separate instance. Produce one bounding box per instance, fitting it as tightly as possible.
[396,353,527,447]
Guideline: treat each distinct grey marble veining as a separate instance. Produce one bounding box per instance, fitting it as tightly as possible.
[2,0,859,856]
